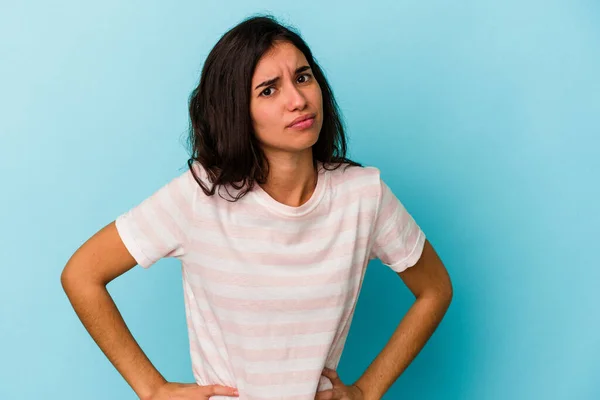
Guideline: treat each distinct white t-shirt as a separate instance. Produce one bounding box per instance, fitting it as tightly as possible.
[115,160,426,400]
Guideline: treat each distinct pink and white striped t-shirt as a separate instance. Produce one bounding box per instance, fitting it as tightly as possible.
[115,160,425,400]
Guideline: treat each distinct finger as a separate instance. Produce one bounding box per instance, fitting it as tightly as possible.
[314,389,335,400]
[199,384,239,397]
[321,367,342,386]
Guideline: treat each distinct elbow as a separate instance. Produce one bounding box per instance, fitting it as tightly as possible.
[442,286,453,307]
[60,263,78,294]
[439,276,454,305]
[60,258,98,294]
[437,264,454,304]
[421,278,453,306]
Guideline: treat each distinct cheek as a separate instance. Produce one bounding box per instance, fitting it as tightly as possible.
[251,106,279,142]
[251,103,275,128]
[313,86,323,110]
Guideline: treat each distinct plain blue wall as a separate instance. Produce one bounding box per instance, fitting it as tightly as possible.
[1,1,599,399]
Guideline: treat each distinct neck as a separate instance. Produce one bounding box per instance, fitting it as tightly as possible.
[259,151,317,208]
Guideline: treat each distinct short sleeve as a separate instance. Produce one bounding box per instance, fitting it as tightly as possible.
[369,174,426,272]
[115,168,197,269]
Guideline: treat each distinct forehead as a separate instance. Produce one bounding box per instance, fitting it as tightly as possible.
[252,42,308,80]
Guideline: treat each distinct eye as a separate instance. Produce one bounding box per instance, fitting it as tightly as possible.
[297,73,312,83]
[260,87,275,97]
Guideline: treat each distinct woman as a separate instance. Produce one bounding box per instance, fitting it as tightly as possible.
[61,14,453,400]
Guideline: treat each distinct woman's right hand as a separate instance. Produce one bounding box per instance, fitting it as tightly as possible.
[146,382,239,399]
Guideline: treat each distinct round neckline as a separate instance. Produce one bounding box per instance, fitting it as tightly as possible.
[251,161,328,218]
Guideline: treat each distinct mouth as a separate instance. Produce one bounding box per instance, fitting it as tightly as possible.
[287,113,316,129]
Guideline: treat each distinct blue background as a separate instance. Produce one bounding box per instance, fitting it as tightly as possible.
[1,1,599,399]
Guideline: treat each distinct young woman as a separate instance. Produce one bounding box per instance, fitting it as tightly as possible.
[61,14,453,400]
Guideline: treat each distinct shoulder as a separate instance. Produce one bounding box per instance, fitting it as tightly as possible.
[158,161,213,208]
[181,160,248,204]
[324,162,382,187]
[323,162,383,202]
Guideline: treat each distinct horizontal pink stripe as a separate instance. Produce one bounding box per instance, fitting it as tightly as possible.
[215,317,341,337]
[184,261,363,287]
[192,208,375,243]
[201,288,351,312]
[244,368,323,386]
[187,236,370,266]
[190,339,332,362]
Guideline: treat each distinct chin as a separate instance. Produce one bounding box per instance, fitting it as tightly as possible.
[288,133,319,153]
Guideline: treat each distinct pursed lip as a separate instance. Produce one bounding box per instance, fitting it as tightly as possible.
[287,113,316,128]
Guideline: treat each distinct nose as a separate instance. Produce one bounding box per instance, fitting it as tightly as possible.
[285,82,307,111]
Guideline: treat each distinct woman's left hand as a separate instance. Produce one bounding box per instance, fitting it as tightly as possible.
[314,367,365,400]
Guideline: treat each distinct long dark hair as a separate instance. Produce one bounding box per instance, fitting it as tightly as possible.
[186,14,362,201]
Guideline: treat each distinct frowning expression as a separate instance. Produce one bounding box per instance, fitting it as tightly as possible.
[250,41,323,156]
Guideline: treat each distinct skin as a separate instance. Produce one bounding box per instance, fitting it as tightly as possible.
[61,40,452,400]
[249,40,323,207]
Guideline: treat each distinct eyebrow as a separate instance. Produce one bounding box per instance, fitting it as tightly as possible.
[254,65,312,90]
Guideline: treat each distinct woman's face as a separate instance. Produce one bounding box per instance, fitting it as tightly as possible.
[249,41,323,158]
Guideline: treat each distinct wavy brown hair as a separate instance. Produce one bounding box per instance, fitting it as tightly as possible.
[186,14,362,201]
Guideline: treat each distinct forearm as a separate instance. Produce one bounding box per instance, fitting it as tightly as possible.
[353,294,452,400]
[62,277,166,399]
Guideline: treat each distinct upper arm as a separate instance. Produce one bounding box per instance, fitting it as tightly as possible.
[398,239,453,300]
[61,220,138,287]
